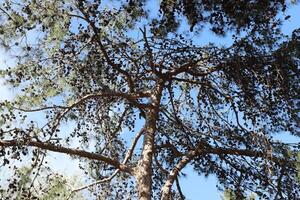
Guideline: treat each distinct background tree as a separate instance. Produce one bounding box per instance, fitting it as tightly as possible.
[221,189,256,200]
[0,0,299,199]
[0,165,84,200]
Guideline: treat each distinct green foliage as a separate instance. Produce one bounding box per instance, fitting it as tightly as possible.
[0,166,83,200]
[0,0,299,199]
[222,189,256,200]
[40,175,78,200]
[222,189,236,200]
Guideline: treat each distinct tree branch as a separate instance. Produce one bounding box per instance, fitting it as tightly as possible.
[160,140,286,199]
[123,128,145,164]
[76,2,135,92]
[175,177,185,200]
[140,27,161,76]
[50,91,148,135]
[10,105,67,112]
[160,143,203,200]
[0,139,133,174]
[66,170,119,200]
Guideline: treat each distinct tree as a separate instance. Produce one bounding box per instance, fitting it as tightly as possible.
[221,189,256,200]
[0,165,84,200]
[0,0,299,199]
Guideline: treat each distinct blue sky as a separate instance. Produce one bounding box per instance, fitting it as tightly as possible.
[0,2,299,200]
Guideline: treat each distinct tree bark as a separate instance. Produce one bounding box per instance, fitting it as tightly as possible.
[160,156,191,200]
[135,118,155,200]
[134,82,163,200]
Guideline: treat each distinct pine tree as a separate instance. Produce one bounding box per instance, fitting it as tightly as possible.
[0,0,299,199]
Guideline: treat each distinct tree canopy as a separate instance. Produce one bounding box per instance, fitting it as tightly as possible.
[0,0,299,199]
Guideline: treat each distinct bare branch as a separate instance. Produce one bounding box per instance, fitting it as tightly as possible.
[123,128,145,164]
[66,170,119,200]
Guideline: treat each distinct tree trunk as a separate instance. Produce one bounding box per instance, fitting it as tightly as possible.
[160,180,173,200]
[134,83,163,200]
[135,110,157,200]
[135,123,155,200]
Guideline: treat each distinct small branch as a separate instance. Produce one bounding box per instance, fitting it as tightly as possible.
[66,170,119,200]
[175,177,185,200]
[206,146,267,159]
[110,107,130,137]
[154,155,169,175]
[168,60,220,78]
[11,105,67,113]
[156,142,184,157]
[29,152,46,190]
[274,167,285,200]
[0,7,14,22]
[140,27,160,76]
[123,128,144,164]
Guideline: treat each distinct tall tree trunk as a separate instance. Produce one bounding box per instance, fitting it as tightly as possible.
[134,82,163,200]
[135,119,155,200]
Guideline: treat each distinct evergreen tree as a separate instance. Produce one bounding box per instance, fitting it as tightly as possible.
[0,0,299,199]
[0,165,84,200]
